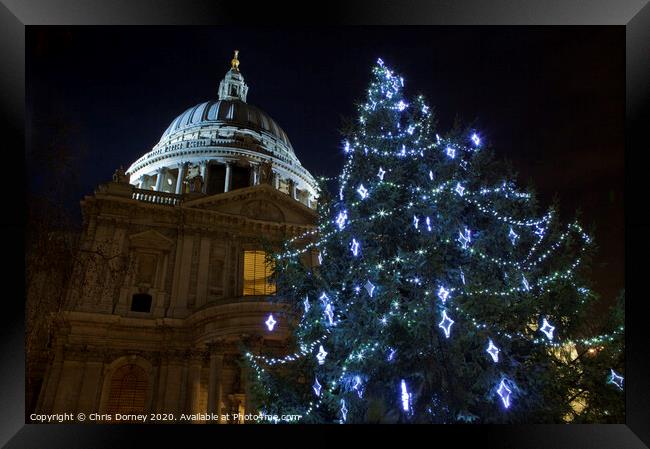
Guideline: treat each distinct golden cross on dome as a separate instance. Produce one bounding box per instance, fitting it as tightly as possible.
[231,50,240,70]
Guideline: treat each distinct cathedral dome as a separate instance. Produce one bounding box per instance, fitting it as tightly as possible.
[126,51,317,208]
[160,100,292,150]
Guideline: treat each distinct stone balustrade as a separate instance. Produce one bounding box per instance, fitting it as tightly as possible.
[132,188,181,206]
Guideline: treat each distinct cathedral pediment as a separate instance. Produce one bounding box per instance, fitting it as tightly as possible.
[182,184,316,226]
[128,229,174,251]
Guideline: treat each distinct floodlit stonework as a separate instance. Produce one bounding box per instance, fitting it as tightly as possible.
[34,52,318,422]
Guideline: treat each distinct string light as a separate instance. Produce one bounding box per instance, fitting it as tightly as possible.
[244,58,620,423]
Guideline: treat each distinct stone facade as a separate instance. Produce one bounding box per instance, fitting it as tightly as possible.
[35,180,317,421]
[33,52,318,422]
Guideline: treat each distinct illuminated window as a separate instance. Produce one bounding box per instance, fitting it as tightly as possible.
[243,250,276,296]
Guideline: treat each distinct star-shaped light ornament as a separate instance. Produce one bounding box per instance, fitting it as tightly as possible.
[401,380,411,412]
[352,376,364,398]
[350,238,360,257]
[364,280,375,297]
[313,378,322,396]
[303,296,310,313]
[324,303,335,326]
[437,286,450,303]
[540,318,555,340]
[377,167,386,181]
[335,210,348,230]
[318,251,323,265]
[357,184,369,200]
[471,133,481,146]
[413,215,419,229]
[508,227,519,245]
[522,275,530,291]
[387,348,397,361]
[458,227,472,249]
[265,314,277,331]
[438,310,454,338]
[608,369,624,390]
[446,147,456,159]
[316,345,328,365]
[486,339,500,362]
[340,399,348,422]
[497,379,512,408]
[455,182,465,196]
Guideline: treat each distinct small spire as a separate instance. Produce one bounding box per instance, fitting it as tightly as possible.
[231,49,240,71]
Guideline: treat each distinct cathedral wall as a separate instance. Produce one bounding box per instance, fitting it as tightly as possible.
[36,183,316,420]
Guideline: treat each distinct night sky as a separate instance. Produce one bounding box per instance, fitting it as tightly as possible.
[26,26,624,305]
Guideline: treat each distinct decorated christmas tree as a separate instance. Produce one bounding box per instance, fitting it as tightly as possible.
[245,59,624,423]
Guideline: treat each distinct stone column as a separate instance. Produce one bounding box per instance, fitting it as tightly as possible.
[207,344,223,423]
[224,163,232,193]
[274,172,280,189]
[154,168,165,191]
[290,180,298,200]
[187,352,203,414]
[175,163,187,194]
[251,164,260,186]
[200,162,210,194]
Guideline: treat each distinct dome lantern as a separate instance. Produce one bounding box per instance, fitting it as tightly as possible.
[125,51,318,209]
[218,50,248,102]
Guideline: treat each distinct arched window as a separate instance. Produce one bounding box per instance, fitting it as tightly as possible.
[105,364,148,415]
[243,250,276,296]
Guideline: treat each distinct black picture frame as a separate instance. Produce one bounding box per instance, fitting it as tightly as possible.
[3,1,648,447]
